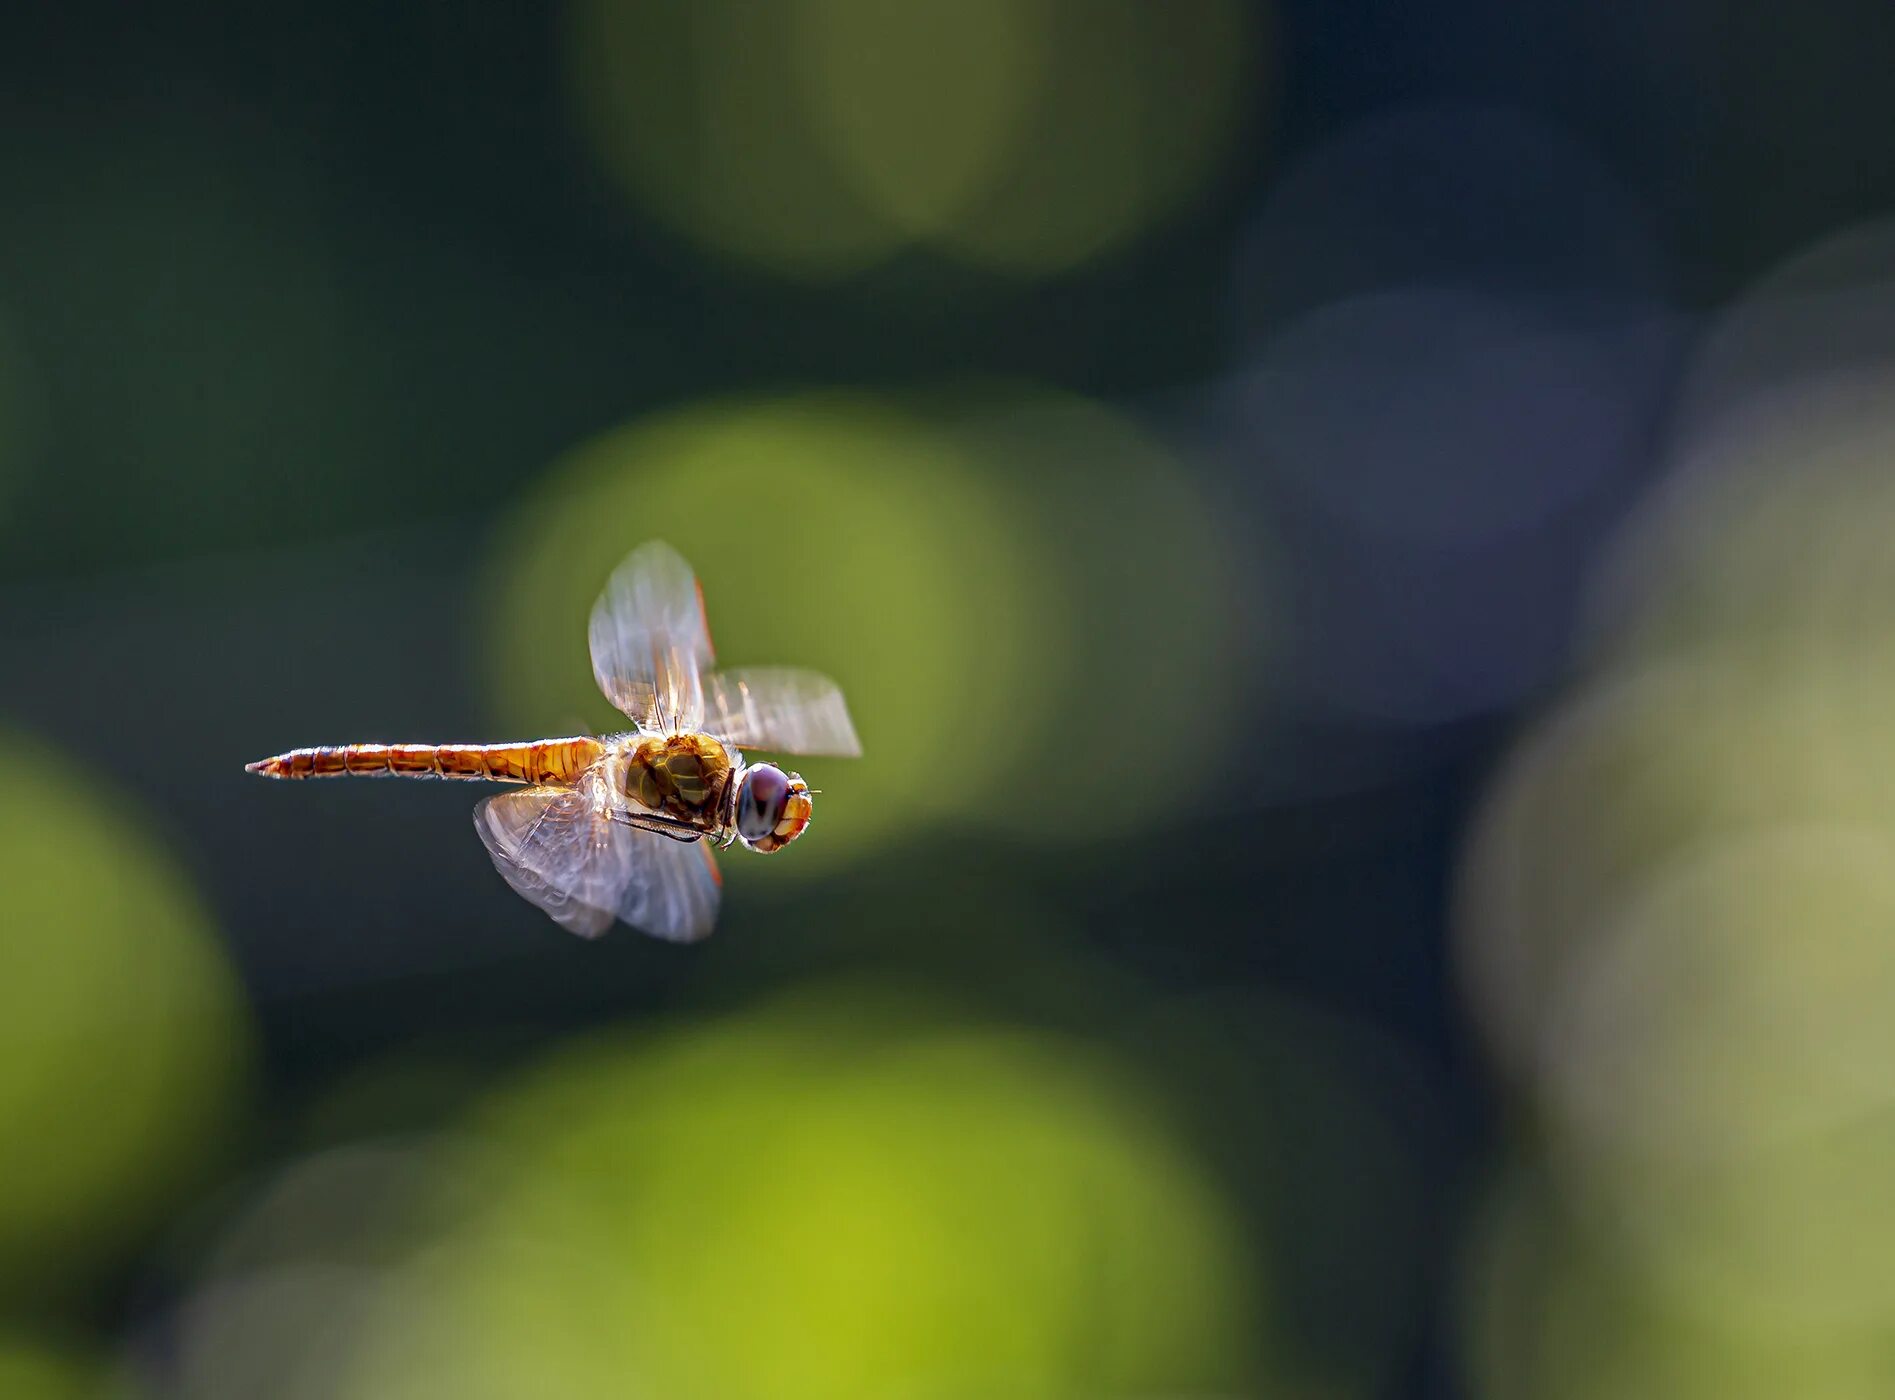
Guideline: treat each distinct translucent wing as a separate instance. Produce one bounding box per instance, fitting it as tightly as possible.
[700,667,863,757]
[473,784,628,939]
[616,828,723,945]
[588,541,715,734]
[473,769,723,943]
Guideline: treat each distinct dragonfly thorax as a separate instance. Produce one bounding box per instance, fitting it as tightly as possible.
[617,732,738,833]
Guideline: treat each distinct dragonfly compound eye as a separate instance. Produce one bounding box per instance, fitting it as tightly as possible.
[738,764,791,844]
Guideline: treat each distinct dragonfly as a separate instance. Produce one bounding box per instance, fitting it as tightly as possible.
[247,541,861,941]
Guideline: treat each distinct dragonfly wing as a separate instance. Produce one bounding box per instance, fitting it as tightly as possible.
[700,667,863,756]
[475,770,723,943]
[588,541,714,733]
[473,783,631,939]
[616,831,722,944]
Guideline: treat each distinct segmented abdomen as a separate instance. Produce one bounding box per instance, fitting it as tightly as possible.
[247,737,603,785]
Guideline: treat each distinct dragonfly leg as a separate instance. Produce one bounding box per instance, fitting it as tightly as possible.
[610,810,704,844]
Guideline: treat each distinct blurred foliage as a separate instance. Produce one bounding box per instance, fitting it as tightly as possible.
[0,1333,130,1400]
[567,0,1264,277]
[937,388,1269,835]
[1540,830,1895,1331]
[485,387,1253,866]
[484,391,1045,870]
[1457,659,1832,1082]
[901,0,1261,273]
[14,3,1895,1395]
[1457,240,1895,1393]
[180,984,1270,1398]
[0,727,252,1311]
[1464,1162,1895,1400]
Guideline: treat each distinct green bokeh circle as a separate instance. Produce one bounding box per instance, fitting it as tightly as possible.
[1464,1161,1895,1400]
[0,728,251,1304]
[0,1334,126,1400]
[939,389,1262,839]
[343,987,1263,1397]
[565,0,909,277]
[563,0,1264,278]
[484,393,1050,873]
[923,0,1262,273]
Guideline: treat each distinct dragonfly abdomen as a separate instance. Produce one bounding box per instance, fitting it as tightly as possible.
[247,737,604,784]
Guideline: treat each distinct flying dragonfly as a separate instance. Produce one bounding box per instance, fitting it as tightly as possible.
[247,541,861,941]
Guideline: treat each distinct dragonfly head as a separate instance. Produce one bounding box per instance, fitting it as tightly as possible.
[735,763,813,853]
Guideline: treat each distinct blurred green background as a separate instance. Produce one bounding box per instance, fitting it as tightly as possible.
[4,2,1895,1396]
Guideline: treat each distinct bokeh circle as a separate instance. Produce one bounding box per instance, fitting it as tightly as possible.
[0,727,251,1305]
[336,987,1264,1397]
[565,0,1264,277]
[485,393,1049,871]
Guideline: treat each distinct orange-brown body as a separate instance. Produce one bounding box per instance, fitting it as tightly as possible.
[247,737,604,785]
[748,786,813,853]
[618,732,738,828]
[249,730,777,847]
